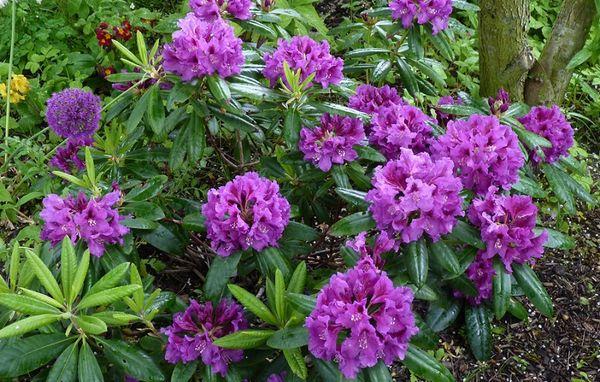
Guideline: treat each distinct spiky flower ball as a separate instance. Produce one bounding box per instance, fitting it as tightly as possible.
[518,105,574,163]
[46,88,102,139]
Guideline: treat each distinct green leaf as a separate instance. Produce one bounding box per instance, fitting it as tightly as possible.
[542,163,575,213]
[335,188,369,208]
[346,48,390,58]
[267,326,308,349]
[286,292,316,316]
[372,60,392,83]
[9,241,20,290]
[129,265,144,311]
[106,72,145,83]
[284,107,302,147]
[355,145,386,162]
[446,220,485,249]
[78,341,103,382]
[187,114,206,163]
[566,48,592,70]
[77,285,140,310]
[402,344,456,382]
[287,261,307,294]
[465,306,492,361]
[172,361,198,382]
[312,102,369,119]
[396,58,418,96]
[283,222,319,242]
[126,87,152,134]
[512,174,547,198]
[18,288,64,310]
[146,85,165,136]
[365,360,392,381]
[182,212,206,232]
[283,348,308,380]
[447,274,478,297]
[87,262,130,295]
[205,252,242,300]
[212,329,275,349]
[228,284,278,325]
[61,238,77,304]
[256,247,291,280]
[425,301,462,332]
[24,249,64,303]
[84,147,95,186]
[124,175,167,202]
[112,40,143,66]
[274,269,286,322]
[512,125,552,149]
[229,83,283,102]
[537,228,574,249]
[429,240,461,276]
[512,263,553,317]
[0,314,62,339]
[92,311,140,326]
[429,33,454,61]
[47,342,78,382]
[206,75,231,103]
[74,315,108,335]
[411,316,440,350]
[97,338,164,382]
[507,298,528,321]
[492,260,511,319]
[0,334,75,378]
[0,293,61,315]
[406,240,428,287]
[136,30,148,65]
[329,212,375,237]
[551,163,596,205]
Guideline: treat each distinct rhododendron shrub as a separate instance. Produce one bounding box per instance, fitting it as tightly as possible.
[1,0,595,380]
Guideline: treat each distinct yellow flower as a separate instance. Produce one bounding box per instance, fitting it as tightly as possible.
[0,74,30,104]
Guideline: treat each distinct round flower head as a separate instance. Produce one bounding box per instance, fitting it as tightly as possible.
[46,88,102,139]
[454,251,495,305]
[40,190,129,257]
[263,36,344,88]
[202,172,291,256]
[366,148,464,244]
[161,299,248,376]
[369,104,434,159]
[306,256,418,379]
[390,0,453,35]
[468,187,548,272]
[346,231,396,268]
[432,114,524,195]
[518,105,574,163]
[49,137,94,173]
[348,84,405,115]
[299,113,366,172]
[163,14,244,81]
[189,0,252,20]
[435,95,463,127]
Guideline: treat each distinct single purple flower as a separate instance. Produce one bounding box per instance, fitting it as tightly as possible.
[348,84,405,115]
[390,0,453,35]
[306,256,418,379]
[163,14,244,81]
[369,104,434,159]
[431,114,524,195]
[453,251,495,305]
[518,105,574,163]
[202,172,291,257]
[189,0,253,20]
[161,299,248,376]
[46,88,102,139]
[366,148,464,244]
[263,36,344,89]
[299,113,366,172]
[49,137,94,173]
[468,187,548,272]
[488,88,510,116]
[435,95,463,127]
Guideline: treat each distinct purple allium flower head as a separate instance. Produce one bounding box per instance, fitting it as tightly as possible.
[369,104,434,159]
[431,114,524,195]
[49,137,94,173]
[202,172,291,257]
[189,0,252,20]
[266,372,287,382]
[346,231,396,268]
[299,113,366,172]
[161,299,248,376]
[390,0,453,35]
[454,251,495,305]
[306,256,418,379]
[40,190,129,257]
[468,187,548,272]
[435,95,463,127]
[366,149,464,244]
[518,105,574,163]
[263,36,344,88]
[488,88,510,116]
[163,14,244,81]
[46,88,102,139]
[348,84,405,115]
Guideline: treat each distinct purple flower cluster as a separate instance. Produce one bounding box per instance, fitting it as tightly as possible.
[432,114,524,195]
[488,88,510,116]
[455,252,495,305]
[435,95,463,127]
[266,372,287,382]
[49,137,93,173]
[468,187,548,272]
[202,172,291,257]
[299,113,366,172]
[346,231,396,268]
[389,0,453,35]
[369,104,434,158]
[161,299,248,376]
[46,88,102,139]
[163,14,244,81]
[306,256,418,379]
[189,0,252,20]
[263,36,344,88]
[366,148,463,243]
[518,105,574,163]
[348,84,404,115]
[40,190,129,257]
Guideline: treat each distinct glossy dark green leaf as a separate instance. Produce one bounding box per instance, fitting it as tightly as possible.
[284,108,302,147]
[78,341,102,382]
[507,298,528,321]
[0,334,75,378]
[206,75,231,103]
[447,274,478,297]
[355,145,386,162]
[205,252,242,301]
[256,247,291,279]
[329,212,375,237]
[336,188,369,207]
[446,220,485,249]
[401,344,456,382]
[406,239,428,287]
[512,175,547,198]
[346,48,390,58]
[426,301,462,332]
[429,240,461,276]
[47,342,78,382]
[512,263,553,317]
[492,260,511,319]
[465,305,492,361]
[172,361,198,382]
[537,228,574,249]
[372,60,392,83]
[396,57,418,96]
[139,224,184,255]
[124,175,167,202]
[411,315,439,350]
[282,222,319,242]
[542,163,576,213]
[267,326,308,349]
[286,292,316,316]
[97,338,164,382]
[365,360,392,382]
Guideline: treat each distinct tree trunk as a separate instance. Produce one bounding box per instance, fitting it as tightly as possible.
[524,0,597,105]
[478,0,533,100]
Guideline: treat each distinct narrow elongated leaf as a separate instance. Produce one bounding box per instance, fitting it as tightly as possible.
[512,175,547,198]
[446,220,485,249]
[372,60,392,83]
[537,228,574,249]
[512,263,553,317]
[18,288,64,309]
[126,88,152,134]
[24,249,64,303]
[287,261,307,294]
[542,163,575,213]
[492,260,511,319]
[0,293,61,315]
[212,329,275,349]
[77,285,141,310]
[396,58,418,96]
[282,222,319,242]
[402,345,456,382]
[97,339,164,382]
[206,75,231,102]
[411,316,439,350]
[61,238,77,303]
[71,250,90,304]
[47,342,78,382]
[429,240,461,276]
[78,341,103,382]
[365,360,392,381]
[0,314,62,339]
[274,270,286,323]
[172,361,198,382]
[286,292,316,316]
[9,242,19,290]
[284,107,302,146]
[507,298,528,321]
[267,326,308,349]
[346,48,390,58]
[0,334,75,378]
[329,212,375,237]
[228,284,278,325]
[465,306,492,361]
[355,145,386,162]
[283,348,308,380]
[336,188,369,207]
[256,247,291,280]
[406,240,428,287]
[426,301,462,332]
[87,262,130,295]
[205,252,242,301]
[146,85,165,136]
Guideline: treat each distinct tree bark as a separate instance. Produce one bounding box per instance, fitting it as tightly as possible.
[478,0,533,100]
[523,0,597,105]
